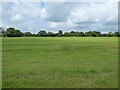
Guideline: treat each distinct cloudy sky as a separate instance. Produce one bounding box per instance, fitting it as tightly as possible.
[1,1,118,33]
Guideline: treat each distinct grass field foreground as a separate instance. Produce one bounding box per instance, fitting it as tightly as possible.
[2,37,118,88]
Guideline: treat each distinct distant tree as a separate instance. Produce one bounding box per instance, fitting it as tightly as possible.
[85,31,92,37]
[115,32,120,37]
[108,32,114,37]
[0,27,7,37]
[24,32,32,37]
[47,32,55,37]
[79,32,84,37]
[85,31,101,37]
[38,30,47,37]
[14,29,23,37]
[2,26,120,37]
[102,33,109,37]
[70,31,75,33]
[74,32,79,37]
[2,27,23,37]
[0,27,3,37]
[53,33,57,37]
[64,32,70,37]
[58,30,63,37]
[32,34,37,37]
[7,27,16,37]
[3,31,7,37]
[70,31,75,36]
[58,30,63,34]
[92,31,101,37]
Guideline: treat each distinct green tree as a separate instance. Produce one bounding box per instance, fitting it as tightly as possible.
[108,32,115,37]
[91,31,101,37]
[47,32,54,37]
[3,31,7,37]
[70,31,75,36]
[32,34,37,37]
[58,30,63,34]
[14,29,23,37]
[64,32,70,37]
[0,27,3,37]
[115,32,120,37]
[6,27,23,37]
[79,32,84,37]
[24,32,32,37]
[38,30,47,37]
[85,31,92,37]
[7,27,16,37]
[85,31,101,37]
[58,30,63,37]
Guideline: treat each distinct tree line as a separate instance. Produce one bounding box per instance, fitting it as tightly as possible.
[0,27,120,37]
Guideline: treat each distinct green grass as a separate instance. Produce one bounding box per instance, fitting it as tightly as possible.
[2,37,118,88]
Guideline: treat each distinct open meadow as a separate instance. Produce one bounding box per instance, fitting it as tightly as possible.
[2,37,118,88]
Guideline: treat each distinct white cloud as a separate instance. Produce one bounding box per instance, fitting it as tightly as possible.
[40,8,47,19]
[64,2,118,31]
[11,2,41,18]
[10,14,24,22]
[49,22,58,28]
[48,22,64,29]
[40,2,77,22]
[39,2,117,32]
[66,19,77,27]
[2,2,118,33]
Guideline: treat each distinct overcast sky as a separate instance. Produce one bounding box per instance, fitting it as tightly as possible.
[1,2,118,33]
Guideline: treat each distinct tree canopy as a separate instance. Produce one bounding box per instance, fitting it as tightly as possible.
[1,27,120,37]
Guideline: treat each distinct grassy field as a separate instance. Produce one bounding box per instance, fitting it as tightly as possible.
[2,37,118,88]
